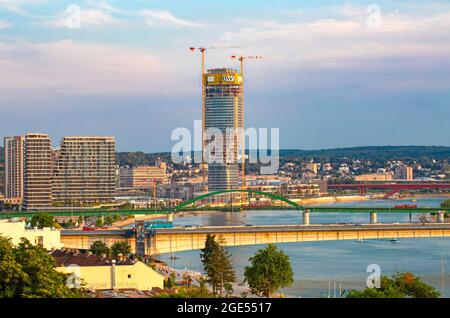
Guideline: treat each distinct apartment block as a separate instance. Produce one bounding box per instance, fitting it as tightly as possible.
[23,134,53,210]
[52,136,116,205]
[120,164,168,189]
[4,136,24,200]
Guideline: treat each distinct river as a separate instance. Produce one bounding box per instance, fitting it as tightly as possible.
[158,197,450,297]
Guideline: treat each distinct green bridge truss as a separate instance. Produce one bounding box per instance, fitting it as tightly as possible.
[172,189,303,211]
[0,189,449,219]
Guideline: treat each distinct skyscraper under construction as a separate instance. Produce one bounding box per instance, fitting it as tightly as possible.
[203,68,243,191]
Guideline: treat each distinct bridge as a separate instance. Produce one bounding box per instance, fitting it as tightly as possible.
[1,189,448,220]
[329,183,450,198]
[60,223,450,255]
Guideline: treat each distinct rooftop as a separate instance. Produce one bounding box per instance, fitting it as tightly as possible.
[50,249,136,267]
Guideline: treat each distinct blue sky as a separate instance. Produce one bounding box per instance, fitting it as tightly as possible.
[0,0,449,151]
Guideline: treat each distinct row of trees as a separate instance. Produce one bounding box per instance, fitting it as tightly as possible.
[347,272,440,298]
[90,241,131,259]
[197,235,440,298]
[0,236,86,298]
[200,235,294,297]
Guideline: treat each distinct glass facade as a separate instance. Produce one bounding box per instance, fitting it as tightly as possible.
[204,68,243,191]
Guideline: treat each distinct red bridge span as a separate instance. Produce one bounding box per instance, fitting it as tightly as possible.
[328,183,450,198]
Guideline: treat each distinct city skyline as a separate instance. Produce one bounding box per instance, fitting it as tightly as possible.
[1,0,450,152]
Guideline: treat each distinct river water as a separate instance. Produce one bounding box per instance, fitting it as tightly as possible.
[158,197,450,298]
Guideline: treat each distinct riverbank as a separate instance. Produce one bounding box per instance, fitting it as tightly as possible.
[113,211,203,228]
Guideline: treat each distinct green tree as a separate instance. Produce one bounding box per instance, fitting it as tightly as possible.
[111,241,131,258]
[164,272,177,289]
[30,213,55,229]
[0,236,86,298]
[77,216,83,227]
[95,217,104,228]
[441,199,450,209]
[197,276,209,298]
[224,282,233,297]
[244,244,294,297]
[200,234,236,294]
[89,241,110,257]
[347,272,440,298]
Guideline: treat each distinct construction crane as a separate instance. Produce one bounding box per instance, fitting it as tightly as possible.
[231,55,264,201]
[189,45,244,192]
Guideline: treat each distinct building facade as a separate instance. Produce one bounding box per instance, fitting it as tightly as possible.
[355,173,393,182]
[52,250,164,290]
[4,136,24,200]
[0,220,62,249]
[52,136,116,205]
[204,68,243,191]
[120,164,168,189]
[23,133,53,210]
[394,166,413,180]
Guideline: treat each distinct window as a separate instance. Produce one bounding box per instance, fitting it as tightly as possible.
[128,274,132,279]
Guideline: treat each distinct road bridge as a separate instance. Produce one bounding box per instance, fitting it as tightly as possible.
[1,189,449,219]
[60,223,450,256]
[329,183,450,198]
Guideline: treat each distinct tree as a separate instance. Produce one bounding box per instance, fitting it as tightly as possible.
[197,276,209,298]
[200,234,236,294]
[164,272,177,289]
[441,199,450,209]
[224,282,233,297]
[77,216,83,227]
[244,244,294,297]
[30,213,55,229]
[95,217,104,228]
[0,236,85,298]
[347,272,440,298]
[111,241,131,258]
[90,241,110,257]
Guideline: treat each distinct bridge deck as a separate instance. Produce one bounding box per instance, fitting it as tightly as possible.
[60,223,450,255]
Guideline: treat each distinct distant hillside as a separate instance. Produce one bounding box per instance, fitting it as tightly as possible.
[117,146,450,166]
[280,146,450,161]
[116,151,172,167]
[2,146,448,167]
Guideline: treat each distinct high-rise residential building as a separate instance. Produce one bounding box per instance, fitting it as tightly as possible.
[119,164,168,189]
[4,136,24,200]
[52,136,116,205]
[0,167,5,196]
[394,165,414,180]
[23,134,53,210]
[203,68,243,191]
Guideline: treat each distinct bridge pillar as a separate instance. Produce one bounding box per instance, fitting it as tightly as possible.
[303,209,310,225]
[438,211,445,223]
[167,213,174,222]
[370,212,377,224]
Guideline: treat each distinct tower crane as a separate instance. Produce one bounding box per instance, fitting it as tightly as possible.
[230,55,264,200]
[189,45,244,192]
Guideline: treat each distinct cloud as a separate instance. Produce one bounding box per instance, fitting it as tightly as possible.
[139,9,205,27]
[0,19,11,29]
[43,8,120,28]
[0,40,194,96]
[217,5,450,94]
[0,0,46,15]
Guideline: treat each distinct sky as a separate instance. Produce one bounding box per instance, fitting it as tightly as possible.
[0,0,449,152]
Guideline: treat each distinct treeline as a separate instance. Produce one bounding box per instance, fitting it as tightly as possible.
[2,146,449,167]
[280,146,450,161]
[117,146,450,167]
